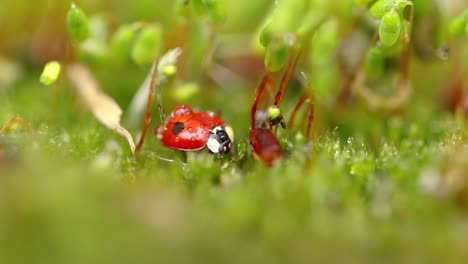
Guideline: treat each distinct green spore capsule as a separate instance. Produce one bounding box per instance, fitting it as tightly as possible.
[369,0,397,19]
[267,106,281,120]
[379,9,401,47]
[162,65,177,77]
[131,25,163,66]
[66,3,90,43]
[364,46,385,80]
[40,61,61,86]
[110,25,136,63]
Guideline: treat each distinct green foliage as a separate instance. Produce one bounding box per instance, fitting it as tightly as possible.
[66,3,90,43]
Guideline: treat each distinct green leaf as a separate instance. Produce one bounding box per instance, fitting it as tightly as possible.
[379,9,401,47]
[40,61,61,86]
[66,3,90,43]
[131,25,163,66]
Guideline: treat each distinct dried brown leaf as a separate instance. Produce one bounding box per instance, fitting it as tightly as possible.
[67,63,135,154]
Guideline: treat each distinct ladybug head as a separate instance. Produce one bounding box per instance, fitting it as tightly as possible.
[207,125,234,155]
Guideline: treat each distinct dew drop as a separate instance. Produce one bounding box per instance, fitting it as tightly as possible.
[187,127,193,133]
[175,137,180,142]
[191,136,196,142]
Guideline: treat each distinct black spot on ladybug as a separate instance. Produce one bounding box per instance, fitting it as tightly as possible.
[172,122,185,135]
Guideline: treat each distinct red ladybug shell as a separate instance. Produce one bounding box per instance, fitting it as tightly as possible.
[157,105,226,151]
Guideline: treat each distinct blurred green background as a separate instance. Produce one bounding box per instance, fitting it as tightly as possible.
[1,0,468,263]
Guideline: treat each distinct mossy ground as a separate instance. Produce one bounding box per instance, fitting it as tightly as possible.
[1,66,467,264]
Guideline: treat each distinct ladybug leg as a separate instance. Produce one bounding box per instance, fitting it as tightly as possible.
[136,58,161,152]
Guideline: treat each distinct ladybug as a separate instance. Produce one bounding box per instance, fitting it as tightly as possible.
[155,104,234,154]
[135,53,234,155]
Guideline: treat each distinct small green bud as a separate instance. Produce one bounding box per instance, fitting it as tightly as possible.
[110,24,136,62]
[264,37,289,72]
[379,9,401,47]
[369,0,396,19]
[162,65,177,77]
[364,46,385,80]
[66,3,90,43]
[131,25,163,66]
[40,61,61,86]
[267,106,281,119]
[448,10,468,37]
